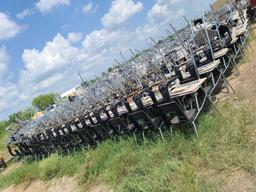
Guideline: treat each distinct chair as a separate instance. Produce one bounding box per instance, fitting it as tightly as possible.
[108,102,129,136]
[117,98,141,141]
[75,116,98,147]
[158,101,198,136]
[96,107,115,138]
[128,92,165,141]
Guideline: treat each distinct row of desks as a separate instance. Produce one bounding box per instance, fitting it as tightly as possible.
[42,10,250,135]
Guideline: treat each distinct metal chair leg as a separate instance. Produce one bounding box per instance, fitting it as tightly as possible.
[133,133,137,144]
[142,131,146,144]
[223,74,235,94]
[207,96,221,116]
[169,125,173,137]
[231,58,240,76]
[158,126,164,142]
[191,121,198,137]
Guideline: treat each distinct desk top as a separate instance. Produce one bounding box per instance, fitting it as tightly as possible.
[169,78,207,97]
[198,60,221,75]
[116,78,207,114]
[232,10,248,21]
[214,48,229,59]
[232,11,240,21]
[234,18,249,37]
[230,33,239,44]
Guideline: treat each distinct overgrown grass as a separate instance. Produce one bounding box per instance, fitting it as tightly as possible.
[0,132,7,152]
[0,99,255,191]
[0,129,8,159]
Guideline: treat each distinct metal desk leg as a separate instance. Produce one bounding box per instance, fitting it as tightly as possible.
[191,121,198,137]
[231,58,240,76]
[222,72,235,94]
[194,93,200,112]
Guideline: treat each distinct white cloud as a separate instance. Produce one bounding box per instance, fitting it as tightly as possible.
[83,2,98,14]
[0,0,215,120]
[0,33,82,119]
[0,12,22,40]
[67,32,83,43]
[20,33,78,87]
[83,29,127,53]
[16,9,31,19]
[101,0,143,29]
[176,8,185,17]
[36,0,70,13]
[0,45,9,84]
[147,0,185,23]
[34,73,65,90]
[147,2,169,22]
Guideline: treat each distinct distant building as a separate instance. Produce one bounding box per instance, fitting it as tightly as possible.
[60,85,84,99]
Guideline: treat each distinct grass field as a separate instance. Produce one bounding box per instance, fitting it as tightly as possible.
[1,89,256,191]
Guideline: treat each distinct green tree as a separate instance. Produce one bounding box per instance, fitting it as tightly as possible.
[0,121,9,136]
[32,93,56,111]
[8,107,35,124]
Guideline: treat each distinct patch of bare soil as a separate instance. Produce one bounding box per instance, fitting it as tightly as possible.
[221,171,256,192]
[1,177,80,192]
[217,26,256,192]
[0,162,22,177]
[89,183,114,192]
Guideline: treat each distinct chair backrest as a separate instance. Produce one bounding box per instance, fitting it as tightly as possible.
[53,127,61,138]
[159,76,178,101]
[123,98,133,113]
[79,116,87,127]
[62,122,71,134]
[87,114,95,125]
[72,119,82,129]
[90,124,106,139]
[110,102,121,117]
[46,129,54,139]
[137,87,159,107]
[99,106,111,120]
[94,110,102,123]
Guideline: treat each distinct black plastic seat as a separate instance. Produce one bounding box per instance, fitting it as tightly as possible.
[158,101,198,135]
[128,93,165,141]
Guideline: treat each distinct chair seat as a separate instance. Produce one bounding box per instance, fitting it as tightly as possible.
[184,109,196,121]
[152,117,163,126]
[171,115,179,124]
[127,123,137,133]
[203,85,212,95]
[171,108,196,124]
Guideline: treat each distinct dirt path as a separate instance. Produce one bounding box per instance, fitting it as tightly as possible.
[217,25,256,192]
[1,177,80,192]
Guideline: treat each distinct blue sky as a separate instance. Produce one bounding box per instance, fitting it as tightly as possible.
[0,0,215,120]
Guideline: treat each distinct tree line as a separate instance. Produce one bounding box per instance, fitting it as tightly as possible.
[0,93,57,135]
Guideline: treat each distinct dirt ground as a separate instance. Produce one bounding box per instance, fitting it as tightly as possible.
[0,177,114,192]
[1,177,79,192]
[217,25,256,192]
[222,171,256,192]
[1,24,256,192]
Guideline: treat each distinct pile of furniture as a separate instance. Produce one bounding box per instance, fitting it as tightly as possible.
[7,2,254,158]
